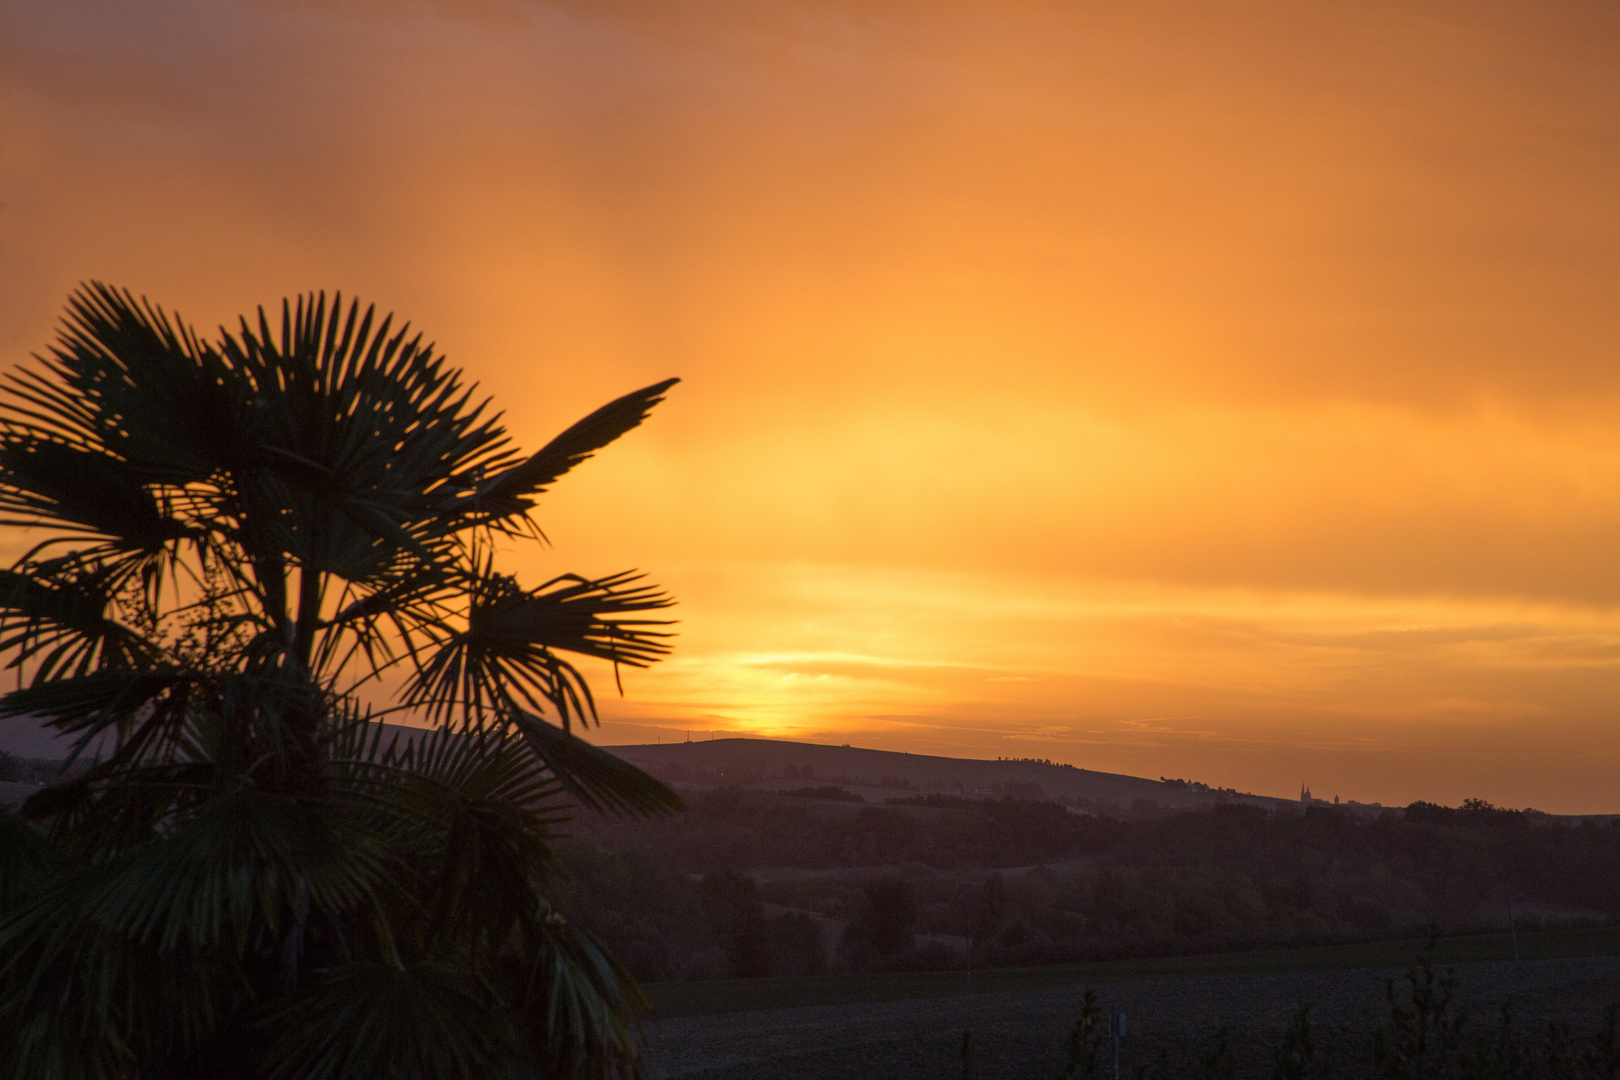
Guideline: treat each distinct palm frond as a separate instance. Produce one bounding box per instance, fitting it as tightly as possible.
[326,724,576,951]
[0,810,61,909]
[259,961,515,1080]
[402,563,675,730]
[0,567,156,680]
[6,788,386,957]
[9,281,251,482]
[512,914,648,1080]
[0,438,192,552]
[470,377,679,523]
[19,760,217,853]
[216,293,518,580]
[0,667,344,785]
[515,713,680,820]
[333,720,567,813]
[0,924,220,1080]
[314,568,459,692]
[0,668,194,765]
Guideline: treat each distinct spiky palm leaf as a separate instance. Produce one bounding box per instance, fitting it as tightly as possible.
[0,284,681,1078]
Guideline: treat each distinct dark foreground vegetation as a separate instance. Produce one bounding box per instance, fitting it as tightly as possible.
[564,789,1620,983]
[1047,948,1619,1080]
[639,941,1620,1080]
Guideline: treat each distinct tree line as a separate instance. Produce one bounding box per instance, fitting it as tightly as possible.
[562,794,1620,982]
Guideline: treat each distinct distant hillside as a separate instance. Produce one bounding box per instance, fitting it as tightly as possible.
[0,712,1369,818]
[555,747,1620,985]
[602,737,1352,819]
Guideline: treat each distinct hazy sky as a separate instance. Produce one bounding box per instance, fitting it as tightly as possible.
[5,0,1620,810]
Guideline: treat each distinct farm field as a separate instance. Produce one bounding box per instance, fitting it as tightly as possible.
[643,925,1620,1017]
[640,932,1620,1079]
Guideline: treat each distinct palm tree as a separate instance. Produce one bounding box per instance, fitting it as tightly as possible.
[0,283,681,1079]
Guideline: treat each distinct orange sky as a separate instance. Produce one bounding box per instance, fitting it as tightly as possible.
[4,1,1620,810]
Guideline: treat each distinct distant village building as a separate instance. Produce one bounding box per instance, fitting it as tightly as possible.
[1300,784,1312,804]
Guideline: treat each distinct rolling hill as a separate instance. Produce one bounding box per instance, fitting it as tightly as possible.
[601,736,1347,818]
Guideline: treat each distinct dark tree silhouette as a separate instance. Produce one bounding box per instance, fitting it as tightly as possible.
[700,869,771,977]
[845,874,919,960]
[0,283,680,1078]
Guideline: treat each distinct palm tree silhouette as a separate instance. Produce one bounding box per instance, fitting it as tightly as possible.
[0,283,679,1078]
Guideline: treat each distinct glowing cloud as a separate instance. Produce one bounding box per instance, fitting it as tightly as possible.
[4,0,1620,809]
